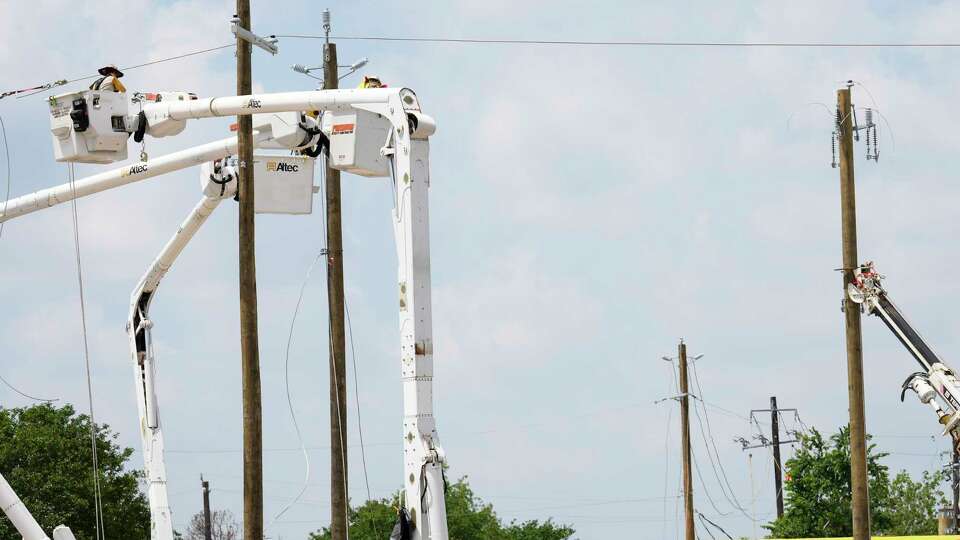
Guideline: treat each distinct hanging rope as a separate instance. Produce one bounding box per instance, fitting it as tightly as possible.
[67,163,106,540]
[270,253,323,526]
[344,301,372,501]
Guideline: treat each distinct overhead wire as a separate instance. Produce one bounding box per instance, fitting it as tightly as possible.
[690,360,754,519]
[691,398,742,513]
[67,163,106,540]
[698,511,734,540]
[0,372,59,403]
[691,445,732,516]
[5,43,235,100]
[0,114,60,403]
[344,301,372,500]
[277,34,960,48]
[270,252,324,526]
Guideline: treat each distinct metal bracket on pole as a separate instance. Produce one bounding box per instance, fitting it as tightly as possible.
[230,16,278,55]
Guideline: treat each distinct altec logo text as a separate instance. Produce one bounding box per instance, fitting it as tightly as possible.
[266,161,300,172]
[121,164,148,177]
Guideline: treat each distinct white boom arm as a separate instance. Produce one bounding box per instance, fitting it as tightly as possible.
[848,262,960,445]
[0,134,269,224]
[0,472,77,540]
[128,183,233,540]
[0,472,49,540]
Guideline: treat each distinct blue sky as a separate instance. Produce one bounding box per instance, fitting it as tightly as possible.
[3,1,960,539]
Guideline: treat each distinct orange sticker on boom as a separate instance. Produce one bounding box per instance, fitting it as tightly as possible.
[332,123,355,134]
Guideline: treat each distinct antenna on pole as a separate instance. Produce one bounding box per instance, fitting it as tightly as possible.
[323,8,331,45]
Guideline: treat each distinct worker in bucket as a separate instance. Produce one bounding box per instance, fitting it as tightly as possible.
[359,75,386,89]
[89,65,126,93]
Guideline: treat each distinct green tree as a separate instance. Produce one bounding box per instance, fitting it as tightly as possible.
[309,477,575,540]
[766,425,945,538]
[0,403,149,540]
[883,470,946,535]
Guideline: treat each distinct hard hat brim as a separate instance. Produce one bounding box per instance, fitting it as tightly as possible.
[98,66,124,77]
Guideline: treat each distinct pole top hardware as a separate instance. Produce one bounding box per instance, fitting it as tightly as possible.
[230,16,279,55]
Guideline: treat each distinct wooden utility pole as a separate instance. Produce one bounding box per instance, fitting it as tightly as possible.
[838,85,870,540]
[953,446,959,533]
[324,37,349,540]
[770,396,784,519]
[678,341,695,540]
[236,1,263,539]
[201,476,212,540]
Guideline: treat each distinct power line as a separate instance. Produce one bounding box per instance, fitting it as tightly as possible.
[277,34,960,48]
[690,360,754,520]
[344,300,372,501]
[67,163,106,540]
[5,44,235,100]
[698,511,734,540]
[270,251,323,526]
[61,43,236,85]
[691,444,732,516]
[0,372,59,403]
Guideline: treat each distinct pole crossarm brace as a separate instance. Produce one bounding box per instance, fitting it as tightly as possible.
[738,440,799,450]
[230,16,278,55]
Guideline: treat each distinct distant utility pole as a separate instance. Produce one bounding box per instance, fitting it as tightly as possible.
[770,397,784,518]
[201,476,212,540]
[322,10,349,540]
[235,1,263,540]
[837,84,870,540]
[737,397,801,519]
[678,341,695,540]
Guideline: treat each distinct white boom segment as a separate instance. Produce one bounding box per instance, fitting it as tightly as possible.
[128,191,231,540]
[0,472,49,540]
[0,134,274,224]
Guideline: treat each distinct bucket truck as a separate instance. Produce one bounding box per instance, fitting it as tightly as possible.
[0,85,448,540]
[848,262,960,447]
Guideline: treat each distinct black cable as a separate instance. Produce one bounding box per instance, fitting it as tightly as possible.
[697,515,717,540]
[692,399,743,512]
[13,44,236,98]
[344,300,372,501]
[698,511,734,540]
[691,444,732,516]
[276,34,960,48]
[690,362,753,518]
[0,372,59,403]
